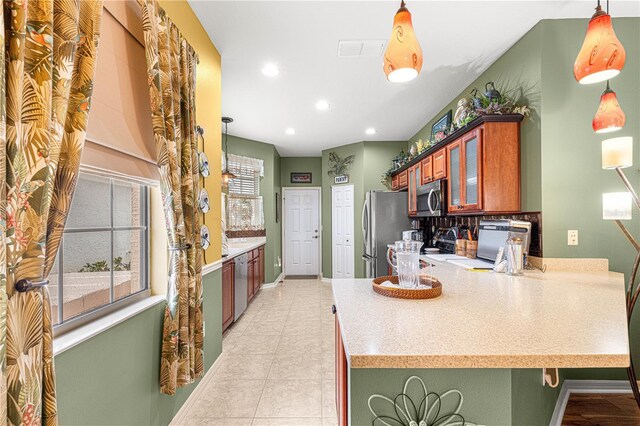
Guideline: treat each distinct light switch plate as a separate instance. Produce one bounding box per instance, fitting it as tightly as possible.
[568,230,578,246]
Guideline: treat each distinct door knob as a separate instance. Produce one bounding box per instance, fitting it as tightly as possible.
[313,236,318,239]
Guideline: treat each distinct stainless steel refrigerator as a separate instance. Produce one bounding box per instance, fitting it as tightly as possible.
[362,191,411,278]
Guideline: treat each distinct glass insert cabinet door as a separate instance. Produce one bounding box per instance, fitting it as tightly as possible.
[465,136,479,205]
[462,130,483,211]
[448,143,461,208]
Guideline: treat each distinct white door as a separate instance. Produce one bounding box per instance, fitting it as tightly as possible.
[332,185,354,278]
[284,188,320,275]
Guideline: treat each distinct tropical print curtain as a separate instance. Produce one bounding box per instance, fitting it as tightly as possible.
[139,0,204,395]
[0,0,103,424]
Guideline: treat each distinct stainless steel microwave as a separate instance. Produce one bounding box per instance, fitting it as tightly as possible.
[415,179,446,217]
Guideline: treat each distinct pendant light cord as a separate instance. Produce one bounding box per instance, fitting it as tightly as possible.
[224,121,229,169]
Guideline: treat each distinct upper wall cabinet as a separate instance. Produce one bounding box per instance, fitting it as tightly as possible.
[447,121,520,215]
[392,114,523,216]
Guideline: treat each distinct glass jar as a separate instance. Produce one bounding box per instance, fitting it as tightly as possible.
[506,237,524,276]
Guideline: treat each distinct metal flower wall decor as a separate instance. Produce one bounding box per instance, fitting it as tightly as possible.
[327,152,355,178]
[368,376,477,426]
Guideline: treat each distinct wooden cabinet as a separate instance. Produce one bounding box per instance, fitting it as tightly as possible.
[421,156,433,184]
[335,310,348,426]
[447,129,483,213]
[246,246,265,304]
[433,148,447,180]
[445,122,520,214]
[252,249,261,294]
[397,169,408,190]
[222,259,235,332]
[247,252,255,302]
[258,246,265,286]
[391,115,522,215]
[408,164,421,216]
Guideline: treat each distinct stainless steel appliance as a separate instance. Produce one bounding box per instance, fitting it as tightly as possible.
[362,191,412,278]
[477,219,532,263]
[415,179,446,217]
[234,253,248,320]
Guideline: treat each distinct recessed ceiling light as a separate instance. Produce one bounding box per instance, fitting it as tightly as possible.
[261,63,279,77]
[315,100,330,111]
[365,128,376,135]
[285,128,296,135]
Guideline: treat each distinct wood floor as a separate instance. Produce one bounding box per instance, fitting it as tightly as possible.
[562,393,640,425]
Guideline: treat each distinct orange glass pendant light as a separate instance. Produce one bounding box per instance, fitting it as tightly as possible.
[593,81,626,133]
[574,1,626,84]
[383,1,423,83]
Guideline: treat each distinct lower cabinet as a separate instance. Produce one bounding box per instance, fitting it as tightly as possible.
[335,309,348,426]
[247,252,255,303]
[246,245,265,305]
[222,259,235,332]
[258,246,265,286]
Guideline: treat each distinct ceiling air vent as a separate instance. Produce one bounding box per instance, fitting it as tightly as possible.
[337,40,386,58]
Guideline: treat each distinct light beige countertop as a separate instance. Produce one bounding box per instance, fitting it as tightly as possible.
[332,259,629,369]
[224,237,266,260]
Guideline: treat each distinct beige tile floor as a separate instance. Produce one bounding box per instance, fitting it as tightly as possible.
[174,278,337,426]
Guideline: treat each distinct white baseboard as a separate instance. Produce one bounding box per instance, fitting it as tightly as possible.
[170,351,225,425]
[321,277,332,283]
[549,380,631,426]
[261,272,284,289]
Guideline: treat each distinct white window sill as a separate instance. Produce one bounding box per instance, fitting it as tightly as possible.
[53,295,166,356]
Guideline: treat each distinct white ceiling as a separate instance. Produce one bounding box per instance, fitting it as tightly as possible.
[188,1,640,156]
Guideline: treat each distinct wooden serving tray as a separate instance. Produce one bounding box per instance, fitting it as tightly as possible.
[372,275,442,300]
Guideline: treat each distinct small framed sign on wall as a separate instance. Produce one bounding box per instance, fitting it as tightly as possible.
[290,172,312,184]
[334,175,348,184]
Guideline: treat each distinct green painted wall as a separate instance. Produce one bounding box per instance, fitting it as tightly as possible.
[409,23,543,212]
[538,17,640,380]
[363,141,408,192]
[350,368,512,425]
[281,157,322,188]
[350,368,560,425]
[227,135,282,283]
[511,368,564,425]
[322,143,364,278]
[321,141,406,278]
[56,270,223,425]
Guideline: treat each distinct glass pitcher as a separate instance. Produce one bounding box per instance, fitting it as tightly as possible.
[387,240,421,288]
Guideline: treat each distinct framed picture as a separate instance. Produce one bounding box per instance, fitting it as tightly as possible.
[290,172,312,184]
[431,110,452,142]
[334,175,348,184]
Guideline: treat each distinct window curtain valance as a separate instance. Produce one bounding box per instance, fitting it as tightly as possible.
[139,0,203,396]
[227,153,264,177]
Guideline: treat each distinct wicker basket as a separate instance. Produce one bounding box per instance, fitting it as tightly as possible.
[372,275,442,300]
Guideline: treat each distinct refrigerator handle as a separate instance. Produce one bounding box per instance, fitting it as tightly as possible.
[362,199,368,253]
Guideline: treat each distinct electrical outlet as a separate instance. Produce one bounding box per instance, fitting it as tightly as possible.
[568,230,578,246]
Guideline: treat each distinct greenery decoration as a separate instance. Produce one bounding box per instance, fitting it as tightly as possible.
[327,152,355,177]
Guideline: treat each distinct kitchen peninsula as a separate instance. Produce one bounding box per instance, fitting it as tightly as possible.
[332,259,629,425]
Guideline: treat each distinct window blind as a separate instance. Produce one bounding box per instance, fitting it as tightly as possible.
[226,154,265,231]
[83,4,159,182]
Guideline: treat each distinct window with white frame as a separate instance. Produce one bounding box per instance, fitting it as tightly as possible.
[48,171,150,332]
[226,154,265,231]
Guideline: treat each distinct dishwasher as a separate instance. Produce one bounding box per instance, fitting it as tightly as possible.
[234,253,248,321]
